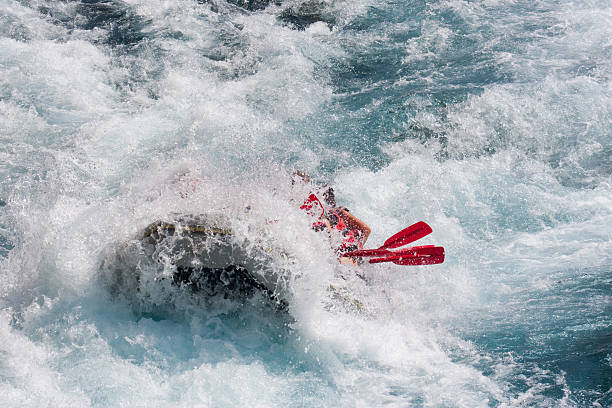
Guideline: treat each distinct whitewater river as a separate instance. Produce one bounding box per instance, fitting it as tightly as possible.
[1,0,610,406]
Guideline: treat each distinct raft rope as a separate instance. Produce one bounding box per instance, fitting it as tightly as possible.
[141,222,232,239]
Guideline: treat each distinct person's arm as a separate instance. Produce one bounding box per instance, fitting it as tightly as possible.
[336,208,371,245]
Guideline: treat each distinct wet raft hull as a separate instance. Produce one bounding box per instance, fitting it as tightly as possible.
[100,214,367,314]
[100,214,289,307]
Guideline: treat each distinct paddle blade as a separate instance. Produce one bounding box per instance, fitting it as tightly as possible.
[346,245,443,259]
[382,221,432,249]
[395,245,443,257]
[393,254,445,265]
[368,246,445,265]
[342,248,393,258]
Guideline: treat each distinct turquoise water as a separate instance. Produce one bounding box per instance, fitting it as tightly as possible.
[1,0,610,406]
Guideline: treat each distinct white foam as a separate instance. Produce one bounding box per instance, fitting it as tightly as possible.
[1,0,610,406]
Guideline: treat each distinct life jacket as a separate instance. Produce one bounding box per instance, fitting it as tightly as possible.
[300,193,362,253]
[300,193,325,220]
[326,208,362,253]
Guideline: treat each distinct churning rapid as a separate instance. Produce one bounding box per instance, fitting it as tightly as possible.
[0,0,610,406]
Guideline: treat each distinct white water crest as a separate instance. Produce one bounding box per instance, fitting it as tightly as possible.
[1,0,610,407]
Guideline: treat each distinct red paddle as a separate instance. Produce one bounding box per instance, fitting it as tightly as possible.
[368,246,445,265]
[385,253,445,265]
[382,221,432,249]
[342,221,433,258]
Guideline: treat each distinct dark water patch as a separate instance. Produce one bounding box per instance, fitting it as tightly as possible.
[224,0,278,12]
[486,328,611,406]
[278,0,335,31]
[393,121,448,146]
[456,264,612,406]
[198,0,280,12]
[0,234,13,259]
[76,0,150,47]
[38,0,151,48]
[547,145,612,190]
[554,330,612,405]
